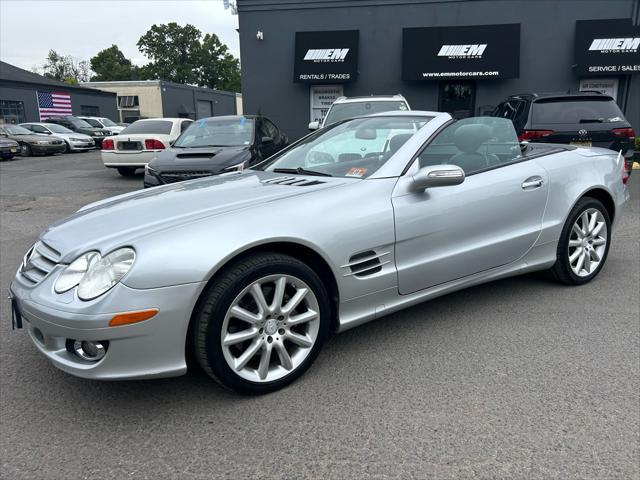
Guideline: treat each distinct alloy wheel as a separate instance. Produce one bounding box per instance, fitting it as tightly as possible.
[568,208,607,277]
[221,274,320,382]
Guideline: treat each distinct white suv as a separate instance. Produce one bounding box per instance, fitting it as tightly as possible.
[309,94,410,130]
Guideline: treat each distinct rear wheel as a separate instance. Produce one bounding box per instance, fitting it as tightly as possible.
[117,167,137,176]
[192,253,330,394]
[548,197,611,285]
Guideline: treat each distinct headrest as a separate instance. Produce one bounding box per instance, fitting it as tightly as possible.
[389,133,414,153]
[453,124,492,153]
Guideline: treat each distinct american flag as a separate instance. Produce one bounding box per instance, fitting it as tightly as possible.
[37,91,72,121]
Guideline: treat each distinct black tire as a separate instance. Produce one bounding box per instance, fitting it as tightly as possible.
[548,197,611,285]
[192,252,331,394]
[63,142,70,153]
[117,167,137,177]
[20,143,32,157]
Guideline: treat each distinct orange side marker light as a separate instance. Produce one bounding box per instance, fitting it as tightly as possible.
[109,309,159,327]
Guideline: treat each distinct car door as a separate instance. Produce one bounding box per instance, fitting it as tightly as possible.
[29,125,50,136]
[392,117,549,294]
[263,118,287,152]
[257,119,279,159]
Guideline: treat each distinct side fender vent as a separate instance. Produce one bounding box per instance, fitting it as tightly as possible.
[342,250,390,278]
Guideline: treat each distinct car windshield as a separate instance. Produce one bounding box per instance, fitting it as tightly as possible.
[65,117,93,128]
[121,120,173,135]
[174,118,255,147]
[257,115,430,178]
[45,124,73,134]
[82,118,102,127]
[3,125,32,135]
[531,98,625,124]
[324,100,409,126]
[100,118,117,127]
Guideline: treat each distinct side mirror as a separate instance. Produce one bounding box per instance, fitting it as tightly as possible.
[169,140,175,146]
[411,164,465,191]
[261,136,273,144]
[308,121,319,131]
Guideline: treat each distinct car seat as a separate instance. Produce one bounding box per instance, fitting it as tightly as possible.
[449,124,499,173]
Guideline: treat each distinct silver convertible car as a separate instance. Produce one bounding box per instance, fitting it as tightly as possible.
[10,112,629,394]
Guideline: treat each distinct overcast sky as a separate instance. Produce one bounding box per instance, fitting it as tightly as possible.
[0,0,239,72]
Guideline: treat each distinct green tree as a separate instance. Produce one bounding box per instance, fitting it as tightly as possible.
[42,50,90,84]
[137,23,202,85]
[199,33,241,92]
[90,45,134,81]
[137,23,241,92]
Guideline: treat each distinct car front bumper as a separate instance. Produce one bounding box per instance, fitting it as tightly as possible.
[9,279,206,380]
[0,145,19,157]
[69,140,96,151]
[30,143,67,154]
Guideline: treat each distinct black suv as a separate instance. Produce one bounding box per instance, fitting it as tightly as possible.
[46,116,111,147]
[144,115,289,188]
[493,92,635,180]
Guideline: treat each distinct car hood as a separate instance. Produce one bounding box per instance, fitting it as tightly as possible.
[8,133,58,143]
[79,127,109,135]
[39,170,351,261]
[150,146,253,172]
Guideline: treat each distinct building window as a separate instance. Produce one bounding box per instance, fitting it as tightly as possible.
[118,96,139,108]
[0,100,26,124]
[80,105,100,116]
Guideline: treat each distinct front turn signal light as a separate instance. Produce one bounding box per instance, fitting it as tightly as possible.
[109,309,159,327]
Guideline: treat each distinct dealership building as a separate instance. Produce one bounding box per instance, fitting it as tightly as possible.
[80,80,242,123]
[237,0,640,140]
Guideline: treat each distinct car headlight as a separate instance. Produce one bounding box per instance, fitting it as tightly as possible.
[223,161,246,172]
[37,140,49,145]
[70,137,85,142]
[54,248,135,300]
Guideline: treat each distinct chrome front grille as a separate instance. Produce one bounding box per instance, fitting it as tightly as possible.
[18,240,61,286]
[160,171,213,183]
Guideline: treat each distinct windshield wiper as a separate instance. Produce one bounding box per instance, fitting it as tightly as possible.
[273,167,332,177]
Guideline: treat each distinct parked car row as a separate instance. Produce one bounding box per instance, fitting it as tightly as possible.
[0,115,124,159]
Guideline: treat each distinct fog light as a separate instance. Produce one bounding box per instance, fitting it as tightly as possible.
[71,340,108,361]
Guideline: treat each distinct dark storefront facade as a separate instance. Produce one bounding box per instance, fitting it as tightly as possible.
[237,0,640,140]
[0,62,118,125]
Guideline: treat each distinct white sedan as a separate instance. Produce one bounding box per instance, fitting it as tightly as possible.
[101,118,193,176]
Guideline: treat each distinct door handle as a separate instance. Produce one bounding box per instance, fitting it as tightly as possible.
[522,176,544,189]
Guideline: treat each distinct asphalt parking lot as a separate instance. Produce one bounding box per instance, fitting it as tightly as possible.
[1,151,638,479]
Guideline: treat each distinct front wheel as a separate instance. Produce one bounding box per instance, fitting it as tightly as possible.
[20,143,32,156]
[117,167,137,176]
[192,253,330,394]
[548,197,611,285]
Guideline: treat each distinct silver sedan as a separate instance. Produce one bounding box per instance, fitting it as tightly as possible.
[10,111,629,394]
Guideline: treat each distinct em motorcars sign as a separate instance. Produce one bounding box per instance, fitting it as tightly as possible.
[575,19,640,76]
[294,30,359,83]
[402,24,520,80]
